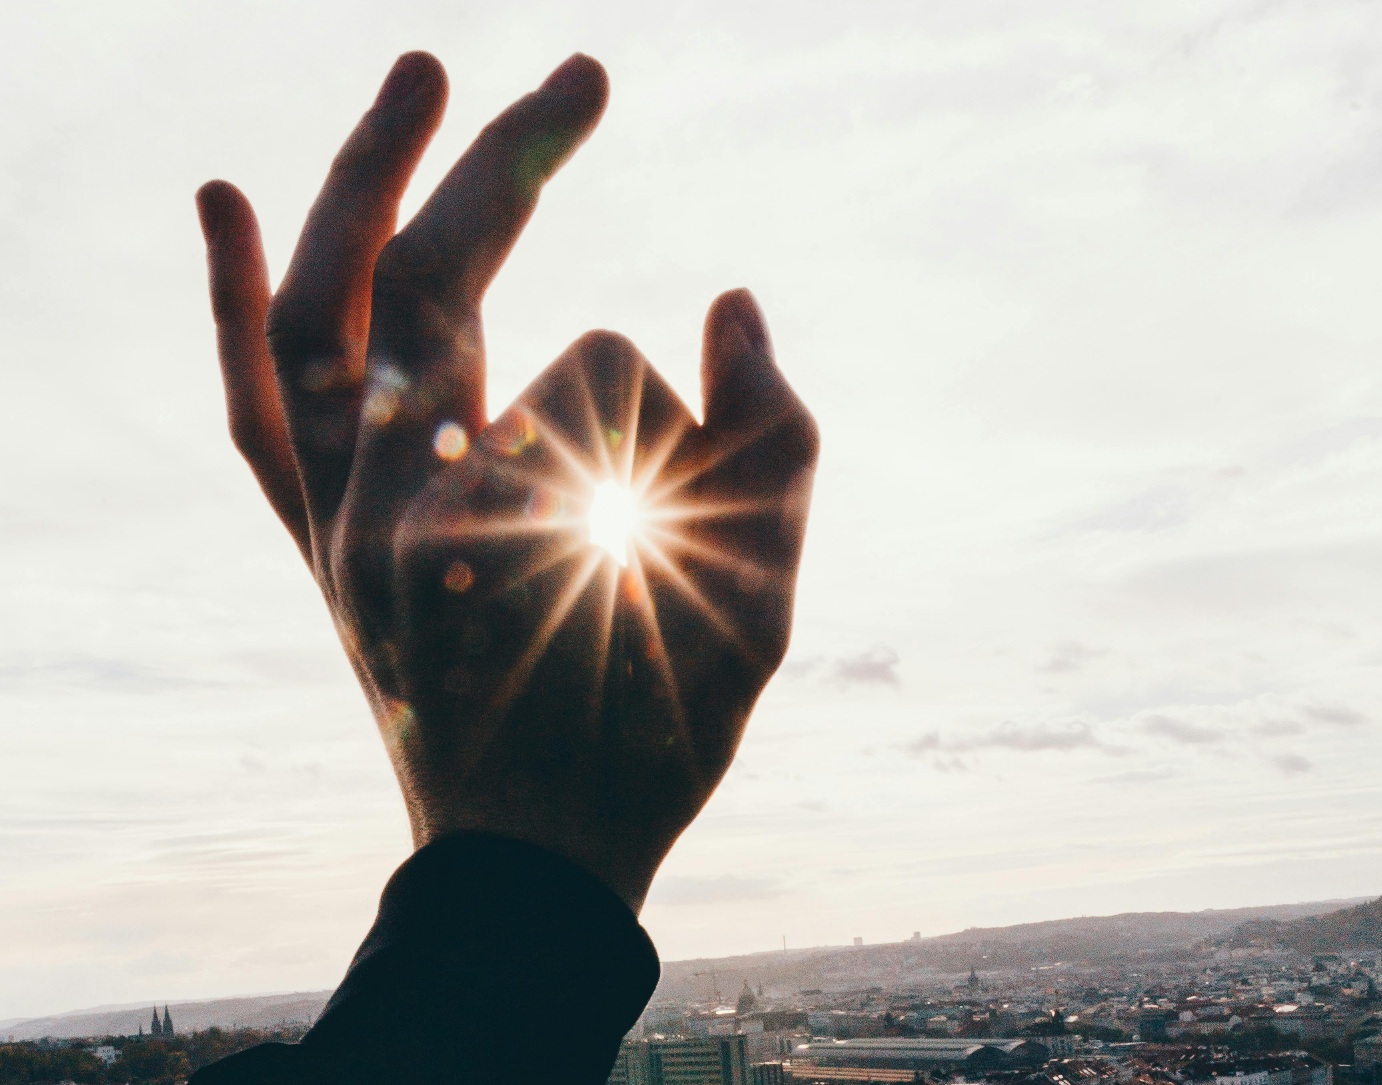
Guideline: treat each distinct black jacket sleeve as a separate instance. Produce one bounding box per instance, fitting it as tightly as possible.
[189,834,660,1085]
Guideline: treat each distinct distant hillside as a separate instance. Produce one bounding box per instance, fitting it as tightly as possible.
[654,897,1371,1003]
[2,991,331,1043]
[1223,896,1382,955]
[9,896,1375,1039]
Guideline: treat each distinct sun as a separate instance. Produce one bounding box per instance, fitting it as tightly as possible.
[587,479,641,565]
[437,371,771,723]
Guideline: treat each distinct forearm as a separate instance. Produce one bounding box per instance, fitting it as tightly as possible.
[190,834,659,1085]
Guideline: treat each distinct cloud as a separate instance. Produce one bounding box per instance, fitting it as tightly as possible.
[1112,696,1369,755]
[906,719,1120,762]
[0,657,207,694]
[1038,641,1104,674]
[831,647,901,687]
[1271,754,1313,776]
[1251,719,1304,738]
[906,718,1111,751]
[1140,714,1224,746]
[964,720,1104,752]
[906,692,1366,772]
[1075,486,1193,534]
[781,646,902,686]
[1299,702,1367,728]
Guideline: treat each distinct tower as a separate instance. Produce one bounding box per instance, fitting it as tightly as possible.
[162,1005,174,1037]
[151,1007,162,1038]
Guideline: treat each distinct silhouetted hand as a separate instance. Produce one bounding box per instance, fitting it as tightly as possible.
[195,52,817,911]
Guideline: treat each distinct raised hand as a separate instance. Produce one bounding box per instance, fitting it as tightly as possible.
[196,52,817,911]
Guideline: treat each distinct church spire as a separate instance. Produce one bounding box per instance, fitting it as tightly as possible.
[151,1007,162,1037]
[162,1005,174,1037]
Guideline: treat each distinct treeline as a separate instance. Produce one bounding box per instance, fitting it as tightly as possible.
[0,1026,306,1085]
[1219,1022,1374,1067]
[1225,897,1382,955]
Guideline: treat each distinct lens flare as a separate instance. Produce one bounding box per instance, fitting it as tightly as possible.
[433,421,469,461]
[435,359,779,728]
[587,480,640,565]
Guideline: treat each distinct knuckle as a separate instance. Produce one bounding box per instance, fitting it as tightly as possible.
[327,132,375,183]
[791,407,821,467]
[571,328,637,357]
[227,415,260,460]
[759,396,819,471]
[264,298,352,376]
[372,233,441,293]
[329,531,389,609]
[224,400,275,463]
[567,328,642,382]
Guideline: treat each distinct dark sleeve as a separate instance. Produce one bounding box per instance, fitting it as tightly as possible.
[189,833,660,1085]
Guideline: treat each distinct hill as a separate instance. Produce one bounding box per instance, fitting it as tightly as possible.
[1,991,331,1043]
[1223,896,1382,955]
[7,895,1374,1039]
[653,897,1370,1002]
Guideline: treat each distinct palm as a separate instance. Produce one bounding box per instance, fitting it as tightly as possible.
[196,51,816,909]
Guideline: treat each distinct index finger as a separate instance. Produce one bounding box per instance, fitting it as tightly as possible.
[366,53,610,434]
[267,51,449,524]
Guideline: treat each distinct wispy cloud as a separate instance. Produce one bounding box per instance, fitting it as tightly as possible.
[0,657,210,694]
[1140,714,1224,746]
[1038,641,1104,674]
[784,646,902,687]
[1299,702,1367,728]
[832,647,901,687]
[906,719,1115,759]
[1271,754,1313,776]
[904,694,1367,771]
[963,720,1104,752]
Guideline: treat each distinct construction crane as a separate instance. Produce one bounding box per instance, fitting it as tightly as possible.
[692,968,722,1003]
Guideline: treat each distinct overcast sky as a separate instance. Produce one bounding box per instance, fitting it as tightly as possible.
[3,0,1382,1021]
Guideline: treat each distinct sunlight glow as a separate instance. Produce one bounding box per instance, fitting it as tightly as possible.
[588,479,641,565]
[447,372,779,723]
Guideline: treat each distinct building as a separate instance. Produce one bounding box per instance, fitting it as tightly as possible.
[91,1046,119,1067]
[145,1005,175,1039]
[752,1063,785,1085]
[609,1036,750,1085]
[788,1037,1052,1076]
[1179,1053,1330,1085]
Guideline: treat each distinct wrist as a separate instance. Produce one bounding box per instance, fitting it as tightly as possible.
[407,808,662,915]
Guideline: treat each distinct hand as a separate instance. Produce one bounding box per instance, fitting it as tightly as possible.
[195,52,817,911]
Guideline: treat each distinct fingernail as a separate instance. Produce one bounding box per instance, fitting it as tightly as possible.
[541,53,598,97]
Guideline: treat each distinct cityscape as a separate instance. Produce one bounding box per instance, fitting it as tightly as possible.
[2,895,1378,1085]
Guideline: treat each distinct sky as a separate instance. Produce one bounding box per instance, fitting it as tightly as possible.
[2,0,1382,1021]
